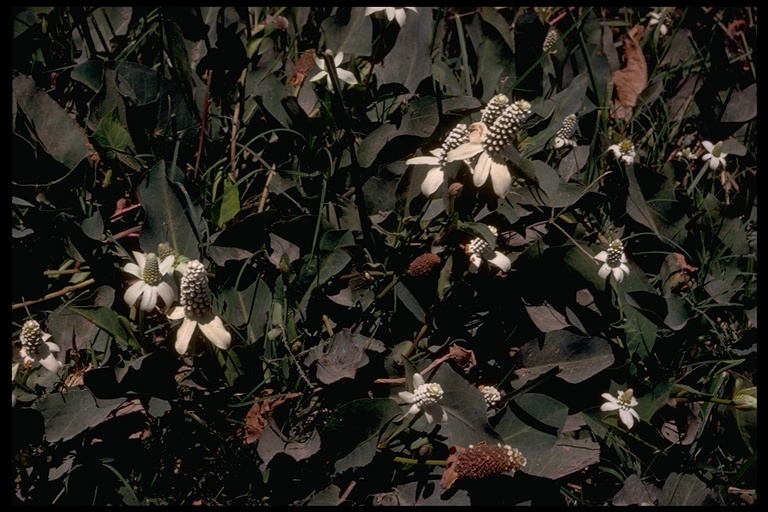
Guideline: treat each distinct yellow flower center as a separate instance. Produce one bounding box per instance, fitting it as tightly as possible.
[619,140,634,154]
[711,141,723,158]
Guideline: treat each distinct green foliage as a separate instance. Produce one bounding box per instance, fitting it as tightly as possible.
[12,6,757,507]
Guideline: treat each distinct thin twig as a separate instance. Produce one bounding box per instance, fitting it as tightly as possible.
[113,225,142,240]
[339,481,356,502]
[12,278,96,310]
[322,314,334,336]
[257,167,276,213]
[193,69,213,181]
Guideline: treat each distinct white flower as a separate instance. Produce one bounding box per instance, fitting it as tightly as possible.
[123,252,176,312]
[479,385,502,407]
[309,50,358,92]
[601,389,640,429]
[594,239,630,282]
[447,99,532,198]
[364,7,418,27]
[398,372,448,424]
[167,260,231,355]
[465,225,511,273]
[406,123,469,197]
[607,139,636,165]
[648,8,672,36]
[701,140,728,170]
[18,320,62,373]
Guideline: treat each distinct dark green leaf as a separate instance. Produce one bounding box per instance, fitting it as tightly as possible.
[31,388,125,443]
[81,210,105,241]
[321,7,372,57]
[211,173,241,228]
[657,473,708,506]
[93,107,133,152]
[72,306,141,351]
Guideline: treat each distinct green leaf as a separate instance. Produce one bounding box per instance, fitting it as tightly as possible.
[625,164,688,244]
[720,83,757,123]
[322,398,401,474]
[13,74,90,176]
[373,7,433,94]
[31,388,125,443]
[513,330,614,385]
[395,282,425,323]
[523,437,601,480]
[657,473,708,506]
[211,173,241,228]
[72,306,141,351]
[137,161,202,260]
[81,210,105,241]
[495,393,568,460]
[93,107,133,152]
[321,7,372,57]
[221,276,272,343]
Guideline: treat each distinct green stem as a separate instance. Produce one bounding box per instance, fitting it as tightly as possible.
[393,457,448,467]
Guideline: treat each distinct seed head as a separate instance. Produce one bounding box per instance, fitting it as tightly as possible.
[408,253,441,277]
[438,123,470,168]
[542,28,559,52]
[482,100,532,154]
[180,260,212,317]
[20,320,45,355]
[440,442,527,490]
[481,94,510,126]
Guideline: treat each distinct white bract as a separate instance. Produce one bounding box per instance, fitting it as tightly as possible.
[607,139,637,165]
[398,372,448,424]
[601,389,640,429]
[406,123,469,197]
[18,320,63,373]
[123,251,176,312]
[594,239,630,283]
[167,260,231,355]
[310,50,358,92]
[364,7,418,27]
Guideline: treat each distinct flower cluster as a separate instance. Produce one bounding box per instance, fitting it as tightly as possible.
[440,442,527,490]
[447,98,532,197]
[542,27,559,53]
[608,139,637,165]
[478,385,502,407]
[594,239,630,283]
[465,225,511,274]
[398,372,448,424]
[168,260,231,355]
[601,388,640,429]
[648,7,674,36]
[18,320,62,373]
[553,113,577,149]
[406,123,470,197]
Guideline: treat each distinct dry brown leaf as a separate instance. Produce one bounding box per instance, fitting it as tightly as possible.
[612,25,647,122]
[243,389,289,445]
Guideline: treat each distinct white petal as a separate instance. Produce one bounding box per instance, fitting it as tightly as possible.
[472,152,492,187]
[39,352,63,373]
[334,52,344,66]
[601,393,618,402]
[132,252,146,270]
[139,285,158,312]
[398,391,415,403]
[594,251,608,262]
[124,281,148,308]
[45,341,61,354]
[406,156,440,166]
[123,262,142,278]
[156,281,175,309]
[490,160,512,198]
[159,255,175,275]
[336,68,358,86]
[197,312,232,350]
[701,140,714,152]
[168,306,186,320]
[394,8,406,26]
[404,403,421,419]
[619,263,630,276]
[598,263,611,279]
[488,251,511,272]
[446,143,483,162]
[619,409,635,429]
[309,70,327,83]
[412,373,425,388]
[601,401,620,412]
[364,7,381,16]
[421,168,444,196]
[174,318,197,355]
[630,408,640,421]
[612,267,625,283]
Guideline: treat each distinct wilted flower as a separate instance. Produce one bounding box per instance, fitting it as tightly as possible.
[440,442,527,490]
[601,388,640,429]
[309,50,358,92]
[167,260,231,355]
[648,7,673,36]
[465,225,511,273]
[364,7,418,27]
[18,320,62,373]
[553,113,577,149]
[608,139,637,165]
[406,123,469,196]
[398,372,448,424]
[123,251,176,312]
[594,239,630,282]
[447,97,532,197]
[478,385,502,407]
[701,140,728,170]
